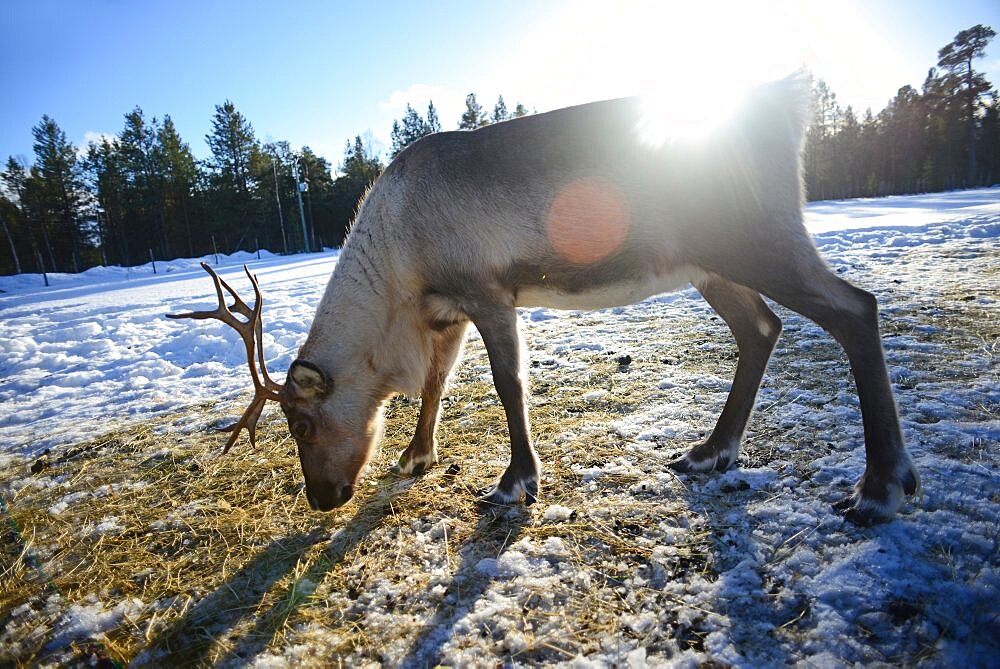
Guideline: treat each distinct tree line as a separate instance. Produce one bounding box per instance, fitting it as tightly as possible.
[0,25,995,276]
[0,90,529,276]
[805,24,997,199]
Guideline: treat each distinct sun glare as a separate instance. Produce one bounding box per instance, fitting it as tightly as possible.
[496,0,885,142]
[636,81,744,146]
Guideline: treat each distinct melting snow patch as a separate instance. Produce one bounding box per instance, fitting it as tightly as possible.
[47,598,144,650]
[541,504,575,523]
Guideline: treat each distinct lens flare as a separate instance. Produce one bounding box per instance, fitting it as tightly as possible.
[546,177,630,265]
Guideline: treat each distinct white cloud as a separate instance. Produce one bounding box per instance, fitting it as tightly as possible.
[77,131,118,158]
[379,83,468,131]
[380,83,464,111]
[82,131,117,146]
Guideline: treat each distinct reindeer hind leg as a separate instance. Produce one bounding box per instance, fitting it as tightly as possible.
[732,237,918,524]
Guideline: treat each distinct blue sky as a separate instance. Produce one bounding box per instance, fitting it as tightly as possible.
[2,0,998,167]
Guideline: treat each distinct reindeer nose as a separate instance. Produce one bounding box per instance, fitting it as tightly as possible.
[306,484,355,511]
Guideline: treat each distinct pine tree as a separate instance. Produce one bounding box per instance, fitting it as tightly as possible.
[119,107,170,258]
[390,120,405,158]
[513,102,528,118]
[804,79,842,200]
[937,24,996,184]
[82,138,130,265]
[922,67,965,189]
[837,106,862,196]
[402,104,428,145]
[459,93,486,129]
[979,97,1000,184]
[882,85,928,193]
[255,140,295,254]
[296,146,334,250]
[0,195,21,273]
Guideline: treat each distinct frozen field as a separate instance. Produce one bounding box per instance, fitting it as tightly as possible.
[1,188,998,667]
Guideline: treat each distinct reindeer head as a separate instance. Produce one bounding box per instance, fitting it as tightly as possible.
[278,357,385,510]
[168,263,374,511]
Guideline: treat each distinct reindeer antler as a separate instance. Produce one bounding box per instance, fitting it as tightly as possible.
[167,262,284,452]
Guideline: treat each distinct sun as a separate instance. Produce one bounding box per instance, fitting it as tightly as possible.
[501,0,827,142]
[636,80,744,146]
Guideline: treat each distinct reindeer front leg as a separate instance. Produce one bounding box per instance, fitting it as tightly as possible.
[471,305,540,505]
[395,323,468,476]
[670,277,782,472]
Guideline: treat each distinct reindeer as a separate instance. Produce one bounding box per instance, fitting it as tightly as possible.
[169,74,919,524]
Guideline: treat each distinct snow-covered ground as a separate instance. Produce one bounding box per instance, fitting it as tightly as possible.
[1,187,999,667]
[1,188,997,460]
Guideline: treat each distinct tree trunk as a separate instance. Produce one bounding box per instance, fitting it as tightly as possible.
[0,215,21,274]
[38,216,58,273]
[966,56,977,185]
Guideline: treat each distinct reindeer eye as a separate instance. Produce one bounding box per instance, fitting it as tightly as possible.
[291,417,314,442]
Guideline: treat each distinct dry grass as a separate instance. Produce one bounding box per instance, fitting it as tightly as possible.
[0,336,717,667]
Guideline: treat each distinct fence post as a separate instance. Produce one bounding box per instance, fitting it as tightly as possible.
[212,236,220,265]
[256,237,261,260]
[149,248,156,275]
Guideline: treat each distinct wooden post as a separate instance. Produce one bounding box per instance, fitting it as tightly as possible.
[149,248,156,274]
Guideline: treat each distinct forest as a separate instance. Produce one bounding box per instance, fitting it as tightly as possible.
[0,24,995,276]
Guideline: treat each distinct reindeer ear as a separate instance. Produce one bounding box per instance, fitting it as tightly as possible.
[286,360,329,400]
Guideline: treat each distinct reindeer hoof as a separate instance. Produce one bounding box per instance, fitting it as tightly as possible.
[834,496,888,526]
[832,494,880,526]
[391,451,436,477]
[667,455,693,473]
[835,461,921,525]
[667,447,737,474]
[832,495,855,512]
[478,475,538,507]
[902,467,919,496]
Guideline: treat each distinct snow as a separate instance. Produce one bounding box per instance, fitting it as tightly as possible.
[0,250,335,457]
[1,187,999,665]
[542,504,576,522]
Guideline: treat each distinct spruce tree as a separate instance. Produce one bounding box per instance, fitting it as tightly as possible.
[157,116,199,256]
[30,116,86,272]
[2,157,34,272]
[492,95,509,123]
[390,103,435,158]
[426,101,442,132]
[205,101,259,250]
